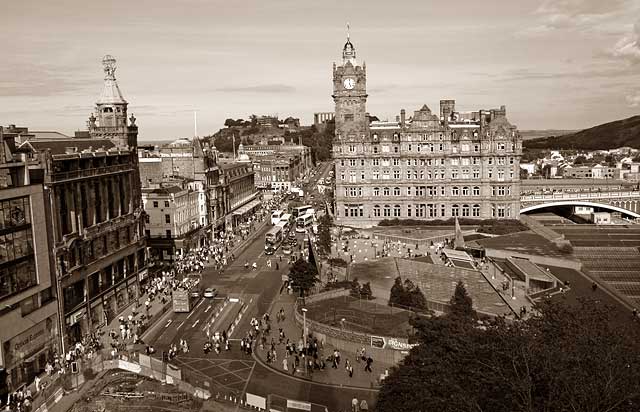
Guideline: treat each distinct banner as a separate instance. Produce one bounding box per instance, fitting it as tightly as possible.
[246,393,266,410]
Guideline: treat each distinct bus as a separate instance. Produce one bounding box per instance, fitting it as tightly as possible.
[296,213,314,233]
[277,214,291,232]
[292,205,313,219]
[271,210,284,225]
[265,225,284,250]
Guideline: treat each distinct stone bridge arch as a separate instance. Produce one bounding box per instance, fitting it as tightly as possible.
[519,200,640,218]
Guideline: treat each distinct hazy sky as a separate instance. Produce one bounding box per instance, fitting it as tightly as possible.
[2,0,639,140]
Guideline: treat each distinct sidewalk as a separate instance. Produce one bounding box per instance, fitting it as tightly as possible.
[253,290,391,389]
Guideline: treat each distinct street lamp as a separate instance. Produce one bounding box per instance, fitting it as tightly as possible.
[301,308,308,375]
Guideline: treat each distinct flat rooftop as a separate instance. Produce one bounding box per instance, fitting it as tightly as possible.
[470,231,569,258]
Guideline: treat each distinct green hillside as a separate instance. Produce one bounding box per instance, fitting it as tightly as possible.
[524,115,640,150]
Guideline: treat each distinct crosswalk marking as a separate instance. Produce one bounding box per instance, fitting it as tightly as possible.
[192,319,200,328]
[165,319,172,328]
[176,321,185,330]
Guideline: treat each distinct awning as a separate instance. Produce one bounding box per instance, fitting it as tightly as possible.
[232,199,262,216]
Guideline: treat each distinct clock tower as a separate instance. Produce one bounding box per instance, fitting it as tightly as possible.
[332,29,368,141]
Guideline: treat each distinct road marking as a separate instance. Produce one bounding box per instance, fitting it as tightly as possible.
[165,319,172,328]
[204,304,212,313]
[192,319,200,328]
[176,321,184,330]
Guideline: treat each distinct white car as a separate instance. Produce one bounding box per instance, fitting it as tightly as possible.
[203,288,217,298]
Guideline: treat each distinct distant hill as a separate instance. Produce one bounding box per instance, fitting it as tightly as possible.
[520,130,576,140]
[524,115,640,150]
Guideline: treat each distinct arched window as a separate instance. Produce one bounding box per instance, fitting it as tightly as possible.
[473,186,480,196]
[383,187,390,196]
[393,205,401,217]
[462,204,470,217]
[383,205,391,217]
[373,205,381,217]
[452,204,460,217]
[472,204,481,217]
[373,187,380,196]
[462,186,470,196]
[393,187,400,196]
[451,187,459,196]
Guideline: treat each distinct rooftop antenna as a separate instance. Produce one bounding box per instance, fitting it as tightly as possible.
[347,22,350,41]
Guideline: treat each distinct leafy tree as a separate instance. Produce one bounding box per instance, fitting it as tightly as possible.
[349,277,361,297]
[287,258,319,301]
[361,282,373,300]
[316,214,332,256]
[410,286,427,310]
[449,281,475,321]
[573,155,587,164]
[389,277,405,306]
[377,296,640,412]
[224,118,236,127]
[519,167,529,180]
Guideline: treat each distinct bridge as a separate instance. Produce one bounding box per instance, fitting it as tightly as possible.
[519,180,640,218]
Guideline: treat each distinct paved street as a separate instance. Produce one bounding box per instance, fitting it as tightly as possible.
[143,194,378,412]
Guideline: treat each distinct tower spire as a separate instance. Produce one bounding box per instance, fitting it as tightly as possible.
[342,24,356,65]
[347,22,350,41]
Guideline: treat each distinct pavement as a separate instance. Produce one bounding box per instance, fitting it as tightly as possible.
[253,290,391,389]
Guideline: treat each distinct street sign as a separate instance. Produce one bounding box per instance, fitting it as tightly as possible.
[371,336,385,349]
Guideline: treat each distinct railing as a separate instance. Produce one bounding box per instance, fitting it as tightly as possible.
[51,163,133,181]
[520,191,640,202]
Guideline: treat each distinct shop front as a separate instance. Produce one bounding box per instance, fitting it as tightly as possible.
[2,315,57,392]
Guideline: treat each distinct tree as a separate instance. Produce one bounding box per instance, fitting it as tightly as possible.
[377,296,640,412]
[519,167,529,180]
[448,281,475,321]
[350,278,361,297]
[287,258,319,300]
[389,277,405,306]
[573,155,587,164]
[410,286,427,310]
[316,214,332,257]
[361,282,373,300]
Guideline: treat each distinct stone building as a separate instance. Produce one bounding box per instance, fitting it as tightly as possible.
[218,161,260,229]
[332,34,522,226]
[243,143,312,173]
[142,180,205,262]
[20,56,147,350]
[252,153,304,191]
[0,126,58,395]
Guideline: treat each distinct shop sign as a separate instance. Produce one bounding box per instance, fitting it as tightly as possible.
[286,400,311,411]
[370,336,385,349]
[5,320,51,369]
[386,338,418,351]
[68,308,86,325]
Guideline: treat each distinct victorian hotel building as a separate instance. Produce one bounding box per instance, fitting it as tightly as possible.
[333,36,522,225]
[18,56,147,355]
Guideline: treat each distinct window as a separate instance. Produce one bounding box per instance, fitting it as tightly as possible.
[473,170,480,179]
[383,187,390,196]
[361,159,365,166]
[415,204,425,218]
[344,114,354,122]
[383,205,391,217]
[462,169,469,179]
[472,157,479,165]
[451,187,459,196]
[498,157,506,165]
[393,159,400,166]
[349,159,357,167]
[372,159,380,166]
[373,146,379,154]
[350,171,357,182]
[498,143,506,151]
[373,187,380,196]
[373,205,381,217]
[474,144,480,152]
[361,172,365,180]
[394,146,399,153]
[451,204,460,217]
[407,205,412,217]
[393,170,400,179]
[393,205,401,217]
[462,204,470,217]
[383,170,390,180]
[341,173,345,181]
[417,186,425,196]
[153,201,158,208]
[461,158,470,166]
[145,215,150,224]
[488,170,493,179]
[164,201,170,207]
[165,214,170,223]
[498,170,505,180]
[20,294,38,316]
[473,186,480,196]
[340,160,345,166]
[472,204,481,217]
[393,187,400,196]
[407,187,412,196]
[166,230,172,238]
[451,170,459,179]
[372,170,379,180]
[461,143,469,152]
[349,145,356,153]
[488,158,493,165]
[462,187,470,196]
[406,170,412,180]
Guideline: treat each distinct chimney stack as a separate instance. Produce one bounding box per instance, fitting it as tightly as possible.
[400,109,406,128]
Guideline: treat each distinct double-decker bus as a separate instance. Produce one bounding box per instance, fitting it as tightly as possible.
[271,210,284,225]
[292,205,313,219]
[265,225,284,250]
[279,213,291,230]
[296,213,314,233]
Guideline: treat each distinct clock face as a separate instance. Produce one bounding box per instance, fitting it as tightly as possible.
[343,78,355,90]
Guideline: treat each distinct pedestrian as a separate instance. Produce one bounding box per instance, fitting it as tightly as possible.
[365,356,373,372]
[360,399,369,411]
[351,397,359,412]
[283,358,288,371]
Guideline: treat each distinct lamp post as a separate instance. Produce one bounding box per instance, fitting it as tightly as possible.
[302,307,308,375]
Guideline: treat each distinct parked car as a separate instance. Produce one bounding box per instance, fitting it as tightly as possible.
[282,245,292,255]
[265,246,275,255]
[203,288,217,298]
[190,289,201,299]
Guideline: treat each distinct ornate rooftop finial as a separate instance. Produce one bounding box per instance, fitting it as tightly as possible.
[102,55,117,80]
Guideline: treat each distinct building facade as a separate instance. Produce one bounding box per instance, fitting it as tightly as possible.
[142,181,205,261]
[332,35,522,226]
[252,154,304,191]
[0,127,58,397]
[218,161,260,228]
[22,56,147,350]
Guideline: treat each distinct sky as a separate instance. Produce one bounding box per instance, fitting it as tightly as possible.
[2,0,640,141]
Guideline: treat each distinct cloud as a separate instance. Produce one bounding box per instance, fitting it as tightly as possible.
[216,84,295,93]
[610,19,640,65]
[524,0,634,34]
[0,62,94,97]
[626,91,640,107]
